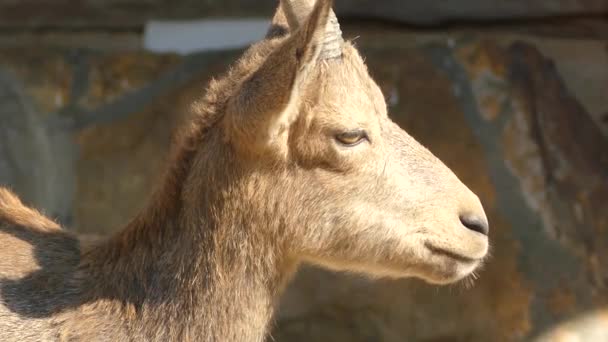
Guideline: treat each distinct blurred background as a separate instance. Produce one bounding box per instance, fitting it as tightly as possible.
[0,0,607,341]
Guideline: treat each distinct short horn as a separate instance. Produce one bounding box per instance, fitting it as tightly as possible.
[281,0,343,59]
[320,8,343,60]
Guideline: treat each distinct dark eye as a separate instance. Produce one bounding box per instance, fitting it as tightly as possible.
[335,130,369,146]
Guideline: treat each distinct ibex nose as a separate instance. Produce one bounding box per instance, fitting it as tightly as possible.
[459,214,489,236]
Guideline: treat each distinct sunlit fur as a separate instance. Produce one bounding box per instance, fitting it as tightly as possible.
[0,1,488,341]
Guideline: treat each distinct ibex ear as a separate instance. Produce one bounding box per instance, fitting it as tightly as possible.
[226,0,333,155]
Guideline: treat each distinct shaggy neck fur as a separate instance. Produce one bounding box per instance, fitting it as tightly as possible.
[66,17,318,341]
[79,136,297,341]
[74,29,303,340]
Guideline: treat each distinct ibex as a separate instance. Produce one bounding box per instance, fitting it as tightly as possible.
[0,0,489,340]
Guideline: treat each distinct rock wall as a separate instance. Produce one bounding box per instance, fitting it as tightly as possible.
[0,0,606,28]
[0,14,607,342]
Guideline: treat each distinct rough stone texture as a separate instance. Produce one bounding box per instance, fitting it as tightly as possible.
[0,0,606,28]
[0,52,76,224]
[455,39,608,298]
[0,30,607,340]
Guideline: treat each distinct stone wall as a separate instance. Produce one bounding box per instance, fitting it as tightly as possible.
[0,0,606,27]
[0,2,607,341]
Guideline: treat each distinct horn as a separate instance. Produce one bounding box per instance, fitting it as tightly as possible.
[320,9,343,59]
[282,0,344,59]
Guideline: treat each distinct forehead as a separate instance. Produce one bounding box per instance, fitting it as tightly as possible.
[307,44,387,127]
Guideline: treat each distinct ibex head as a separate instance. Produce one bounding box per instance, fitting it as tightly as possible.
[207,0,489,285]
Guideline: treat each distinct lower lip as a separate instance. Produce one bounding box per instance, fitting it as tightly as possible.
[425,244,481,263]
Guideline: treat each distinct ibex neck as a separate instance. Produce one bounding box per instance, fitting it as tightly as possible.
[81,188,295,341]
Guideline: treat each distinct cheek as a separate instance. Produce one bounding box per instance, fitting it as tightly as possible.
[291,132,341,170]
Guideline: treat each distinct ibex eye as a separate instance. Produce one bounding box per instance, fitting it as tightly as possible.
[335,130,369,146]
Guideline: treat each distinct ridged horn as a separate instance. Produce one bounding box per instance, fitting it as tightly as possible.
[282,0,344,59]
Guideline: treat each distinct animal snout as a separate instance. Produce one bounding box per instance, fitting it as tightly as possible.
[459,213,489,236]
[456,190,489,236]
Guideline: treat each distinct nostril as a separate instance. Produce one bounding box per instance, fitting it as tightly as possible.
[460,214,489,236]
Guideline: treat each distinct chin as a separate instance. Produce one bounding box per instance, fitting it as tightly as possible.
[419,258,484,285]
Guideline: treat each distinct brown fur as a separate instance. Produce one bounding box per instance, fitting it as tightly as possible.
[0,188,60,232]
[0,1,489,341]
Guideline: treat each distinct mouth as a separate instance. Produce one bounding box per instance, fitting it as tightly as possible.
[424,242,484,264]
[420,242,487,285]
